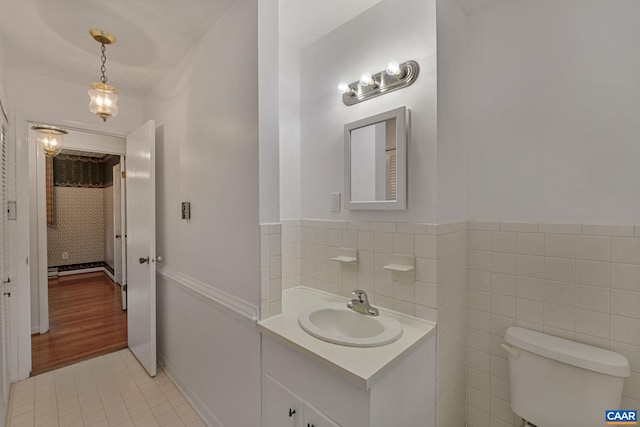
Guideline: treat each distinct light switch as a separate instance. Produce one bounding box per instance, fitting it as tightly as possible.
[330,193,341,212]
[7,201,16,220]
[181,202,191,220]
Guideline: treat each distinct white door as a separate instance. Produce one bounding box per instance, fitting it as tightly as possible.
[120,156,128,310]
[126,120,156,377]
[113,163,127,310]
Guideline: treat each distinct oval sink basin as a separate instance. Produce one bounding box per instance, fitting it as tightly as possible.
[298,303,402,347]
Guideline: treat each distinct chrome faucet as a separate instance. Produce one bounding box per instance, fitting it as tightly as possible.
[347,290,379,316]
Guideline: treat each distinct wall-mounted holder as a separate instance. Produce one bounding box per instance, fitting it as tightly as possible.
[339,60,420,106]
[383,254,414,272]
[331,247,358,263]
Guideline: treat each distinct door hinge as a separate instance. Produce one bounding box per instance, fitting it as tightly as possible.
[121,171,126,179]
[123,285,127,292]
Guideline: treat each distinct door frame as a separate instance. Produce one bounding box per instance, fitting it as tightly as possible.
[15,110,126,380]
[113,160,128,310]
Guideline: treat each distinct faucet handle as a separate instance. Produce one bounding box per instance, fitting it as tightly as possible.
[352,289,369,303]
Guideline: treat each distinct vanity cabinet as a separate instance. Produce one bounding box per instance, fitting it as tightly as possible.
[263,374,340,427]
[261,333,436,427]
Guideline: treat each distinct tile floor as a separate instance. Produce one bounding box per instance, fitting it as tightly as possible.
[7,349,205,427]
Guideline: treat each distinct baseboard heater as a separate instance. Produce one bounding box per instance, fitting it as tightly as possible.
[48,262,115,278]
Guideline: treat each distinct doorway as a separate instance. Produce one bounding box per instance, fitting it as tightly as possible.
[32,148,128,374]
[19,118,157,381]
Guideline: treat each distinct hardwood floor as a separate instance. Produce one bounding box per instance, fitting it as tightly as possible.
[31,272,127,376]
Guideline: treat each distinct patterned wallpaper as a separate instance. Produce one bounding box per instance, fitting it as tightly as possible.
[47,154,121,271]
[47,187,105,267]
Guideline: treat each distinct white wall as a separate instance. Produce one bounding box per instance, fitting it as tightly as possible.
[0,34,6,108]
[299,0,437,222]
[466,0,640,224]
[259,0,280,223]
[278,31,301,219]
[436,0,467,223]
[144,0,264,425]
[156,273,260,427]
[145,0,261,305]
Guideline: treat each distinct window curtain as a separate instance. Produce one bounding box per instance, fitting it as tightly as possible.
[46,157,54,225]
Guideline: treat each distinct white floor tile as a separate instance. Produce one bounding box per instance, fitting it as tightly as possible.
[8,350,203,427]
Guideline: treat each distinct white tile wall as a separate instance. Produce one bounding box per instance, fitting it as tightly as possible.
[260,223,282,319]
[467,221,640,427]
[282,219,302,291]
[278,219,467,427]
[276,218,640,426]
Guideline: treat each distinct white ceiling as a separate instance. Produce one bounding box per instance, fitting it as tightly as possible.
[0,0,236,96]
[0,0,493,99]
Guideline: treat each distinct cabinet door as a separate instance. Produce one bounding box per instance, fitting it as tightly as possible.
[263,374,304,427]
[304,402,341,427]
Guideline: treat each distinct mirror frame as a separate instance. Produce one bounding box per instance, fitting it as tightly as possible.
[344,106,408,210]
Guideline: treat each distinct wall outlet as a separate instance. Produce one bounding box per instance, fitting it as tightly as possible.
[62,252,69,260]
[330,193,341,212]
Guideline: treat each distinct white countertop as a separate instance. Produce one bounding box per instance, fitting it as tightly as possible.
[258,287,437,390]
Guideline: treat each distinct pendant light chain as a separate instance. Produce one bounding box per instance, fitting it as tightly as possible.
[100,43,108,84]
[88,29,119,121]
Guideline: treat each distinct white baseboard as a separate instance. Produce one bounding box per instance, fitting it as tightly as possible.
[104,268,116,283]
[157,352,224,427]
[54,267,116,282]
[57,267,104,276]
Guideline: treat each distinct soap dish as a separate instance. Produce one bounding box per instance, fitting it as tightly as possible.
[383,264,414,272]
[383,254,415,272]
[331,247,357,263]
[332,255,357,263]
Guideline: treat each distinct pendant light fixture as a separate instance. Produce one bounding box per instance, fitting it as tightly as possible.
[88,29,119,122]
[31,125,68,157]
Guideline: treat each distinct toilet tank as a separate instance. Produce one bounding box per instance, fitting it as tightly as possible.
[504,327,631,427]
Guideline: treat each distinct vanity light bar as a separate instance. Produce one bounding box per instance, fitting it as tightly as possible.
[338,60,420,106]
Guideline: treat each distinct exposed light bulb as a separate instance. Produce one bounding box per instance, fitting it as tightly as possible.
[359,73,375,87]
[338,82,353,95]
[386,61,402,77]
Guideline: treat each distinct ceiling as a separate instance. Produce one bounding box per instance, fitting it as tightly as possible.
[0,0,493,99]
[0,0,236,97]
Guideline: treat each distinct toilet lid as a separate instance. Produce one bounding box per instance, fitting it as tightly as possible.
[505,327,631,377]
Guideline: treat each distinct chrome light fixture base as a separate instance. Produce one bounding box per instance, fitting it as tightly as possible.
[341,60,420,106]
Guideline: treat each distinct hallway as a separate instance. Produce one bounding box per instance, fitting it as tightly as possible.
[7,349,204,427]
[31,273,127,375]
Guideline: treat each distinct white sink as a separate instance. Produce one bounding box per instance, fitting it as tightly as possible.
[298,303,403,347]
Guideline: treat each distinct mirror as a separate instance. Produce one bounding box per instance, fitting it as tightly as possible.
[344,106,408,210]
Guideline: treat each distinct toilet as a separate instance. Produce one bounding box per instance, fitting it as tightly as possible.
[503,327,631,427]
